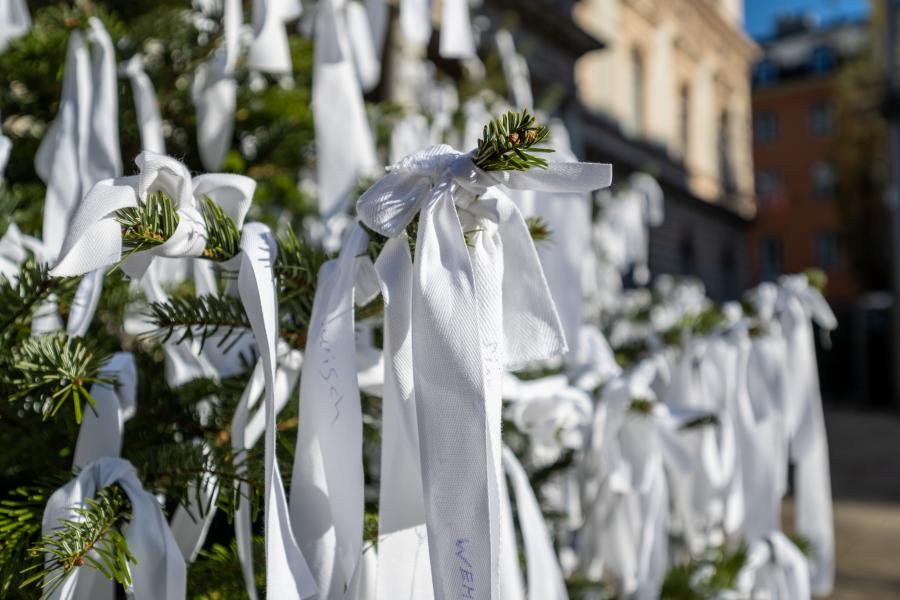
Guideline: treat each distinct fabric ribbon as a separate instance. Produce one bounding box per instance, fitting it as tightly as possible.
[313,0,379,218]
[0,0,30,52]
[121,54,165,154]
[500,445,569,600]
[732,531,811,600]
[495,30,533,110]
[192,0,240,171]
[42,458,185,600]
[290,224,369,599]
[36,17,122,260]
[247,0,301,74]
[398,0,474,58]
[357,144,610,599]
[777,275,836,596]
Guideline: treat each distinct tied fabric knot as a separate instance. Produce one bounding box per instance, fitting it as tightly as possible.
[357,143,611,600]
[50,151,254,279]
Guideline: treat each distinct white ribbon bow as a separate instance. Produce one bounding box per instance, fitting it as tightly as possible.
[42,458,186,600]
[50,151,253,279]
[356,144,610,599]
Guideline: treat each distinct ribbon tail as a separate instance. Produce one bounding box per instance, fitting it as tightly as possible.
[439,0,475,59]
[501,446,568,600]
[413,187,492,600]
[122,54,165,154]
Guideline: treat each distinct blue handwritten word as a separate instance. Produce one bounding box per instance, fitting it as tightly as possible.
[456,539,476,599]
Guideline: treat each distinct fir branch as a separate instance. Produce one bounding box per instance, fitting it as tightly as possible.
[21,484,134,599]
[0,487,46,596]
[0,259,77,340]
[473,110,552,172]
[143,294,251,351]
[525,215,552,244]
[8,334,112,424]
[199,195,241,261]
[115,191,180,254]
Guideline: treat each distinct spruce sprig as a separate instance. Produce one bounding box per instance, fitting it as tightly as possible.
[116,191,180,254]
[9,334,112,424]
[200,196,242,261]
[144,294,250,351]
[473,110,552,172]
[0,259,77,340]
[21,484,134,599]
[0,487,46,595]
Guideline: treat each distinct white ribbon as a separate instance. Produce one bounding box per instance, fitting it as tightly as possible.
[439,0,475,59]
[500,446,568,600]
[345,0,381,91]
[192,0,240,171]
[72,353,138,469]
[313,0,379,218]
[121,54,165,154]
[36,17,121,260]
[373,235,434,600]
[236,222,318,599]
[0,0,29,52]
[247,0,301,74]
[50,151,253,279]
[357,144,610,599]
[290,224,368,599]
[42,458,186,600]
[495,30,533,110]
[777,275,836,596]
[733,531,811,600]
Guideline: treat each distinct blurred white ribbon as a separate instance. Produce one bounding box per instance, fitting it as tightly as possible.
[248,0,301,74]
[121,54,165,154]
[193,0,241,171]
[732,531,811,600]
[313,0,379,218]
[398,0,474,58]
[0,0,30,52]
[42,458,186,600]
[777,274,836,596]
[357,143,610,599]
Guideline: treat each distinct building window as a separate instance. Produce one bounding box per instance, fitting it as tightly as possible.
[812,161,836,200]
[631,47,645,134]
[816,231,840,269]
[680,84,691,157]
[719,109,735,193]
[754,112,779,144]
[761,236,784,280]
[809,102,833,137]
[811,46,836,74]
[756,168,783,207]
[753,58,778,85]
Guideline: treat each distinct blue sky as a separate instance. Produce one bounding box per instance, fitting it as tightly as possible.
[745,0,870,39]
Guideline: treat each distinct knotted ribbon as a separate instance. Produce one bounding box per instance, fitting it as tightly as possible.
[42,458,185,600]
[355,144,610,599]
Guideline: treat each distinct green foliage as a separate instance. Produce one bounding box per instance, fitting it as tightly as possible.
[661,545,748,600]
[21,484,134,599]
[8,334,112,423]
[0,487,48,596]
[473,110,551,172]
[116,191,180,255]
[144,294,250,351]
[200,196,243,261]
[0,259,77,342]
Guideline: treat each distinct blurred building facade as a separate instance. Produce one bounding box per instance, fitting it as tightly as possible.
[749,15,868,303]
[573,0,759,299]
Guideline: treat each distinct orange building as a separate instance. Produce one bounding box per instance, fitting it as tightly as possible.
[749,16,867,305]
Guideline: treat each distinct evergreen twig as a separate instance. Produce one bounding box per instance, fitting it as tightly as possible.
[9,334,112,424]
[144,294,250,351]
[473,109,552,172]
[21,485,134,599]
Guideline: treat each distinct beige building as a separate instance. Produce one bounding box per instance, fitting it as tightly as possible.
[574,0,759,217]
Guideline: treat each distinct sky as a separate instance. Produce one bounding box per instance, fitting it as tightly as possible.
[744,0,870,39]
